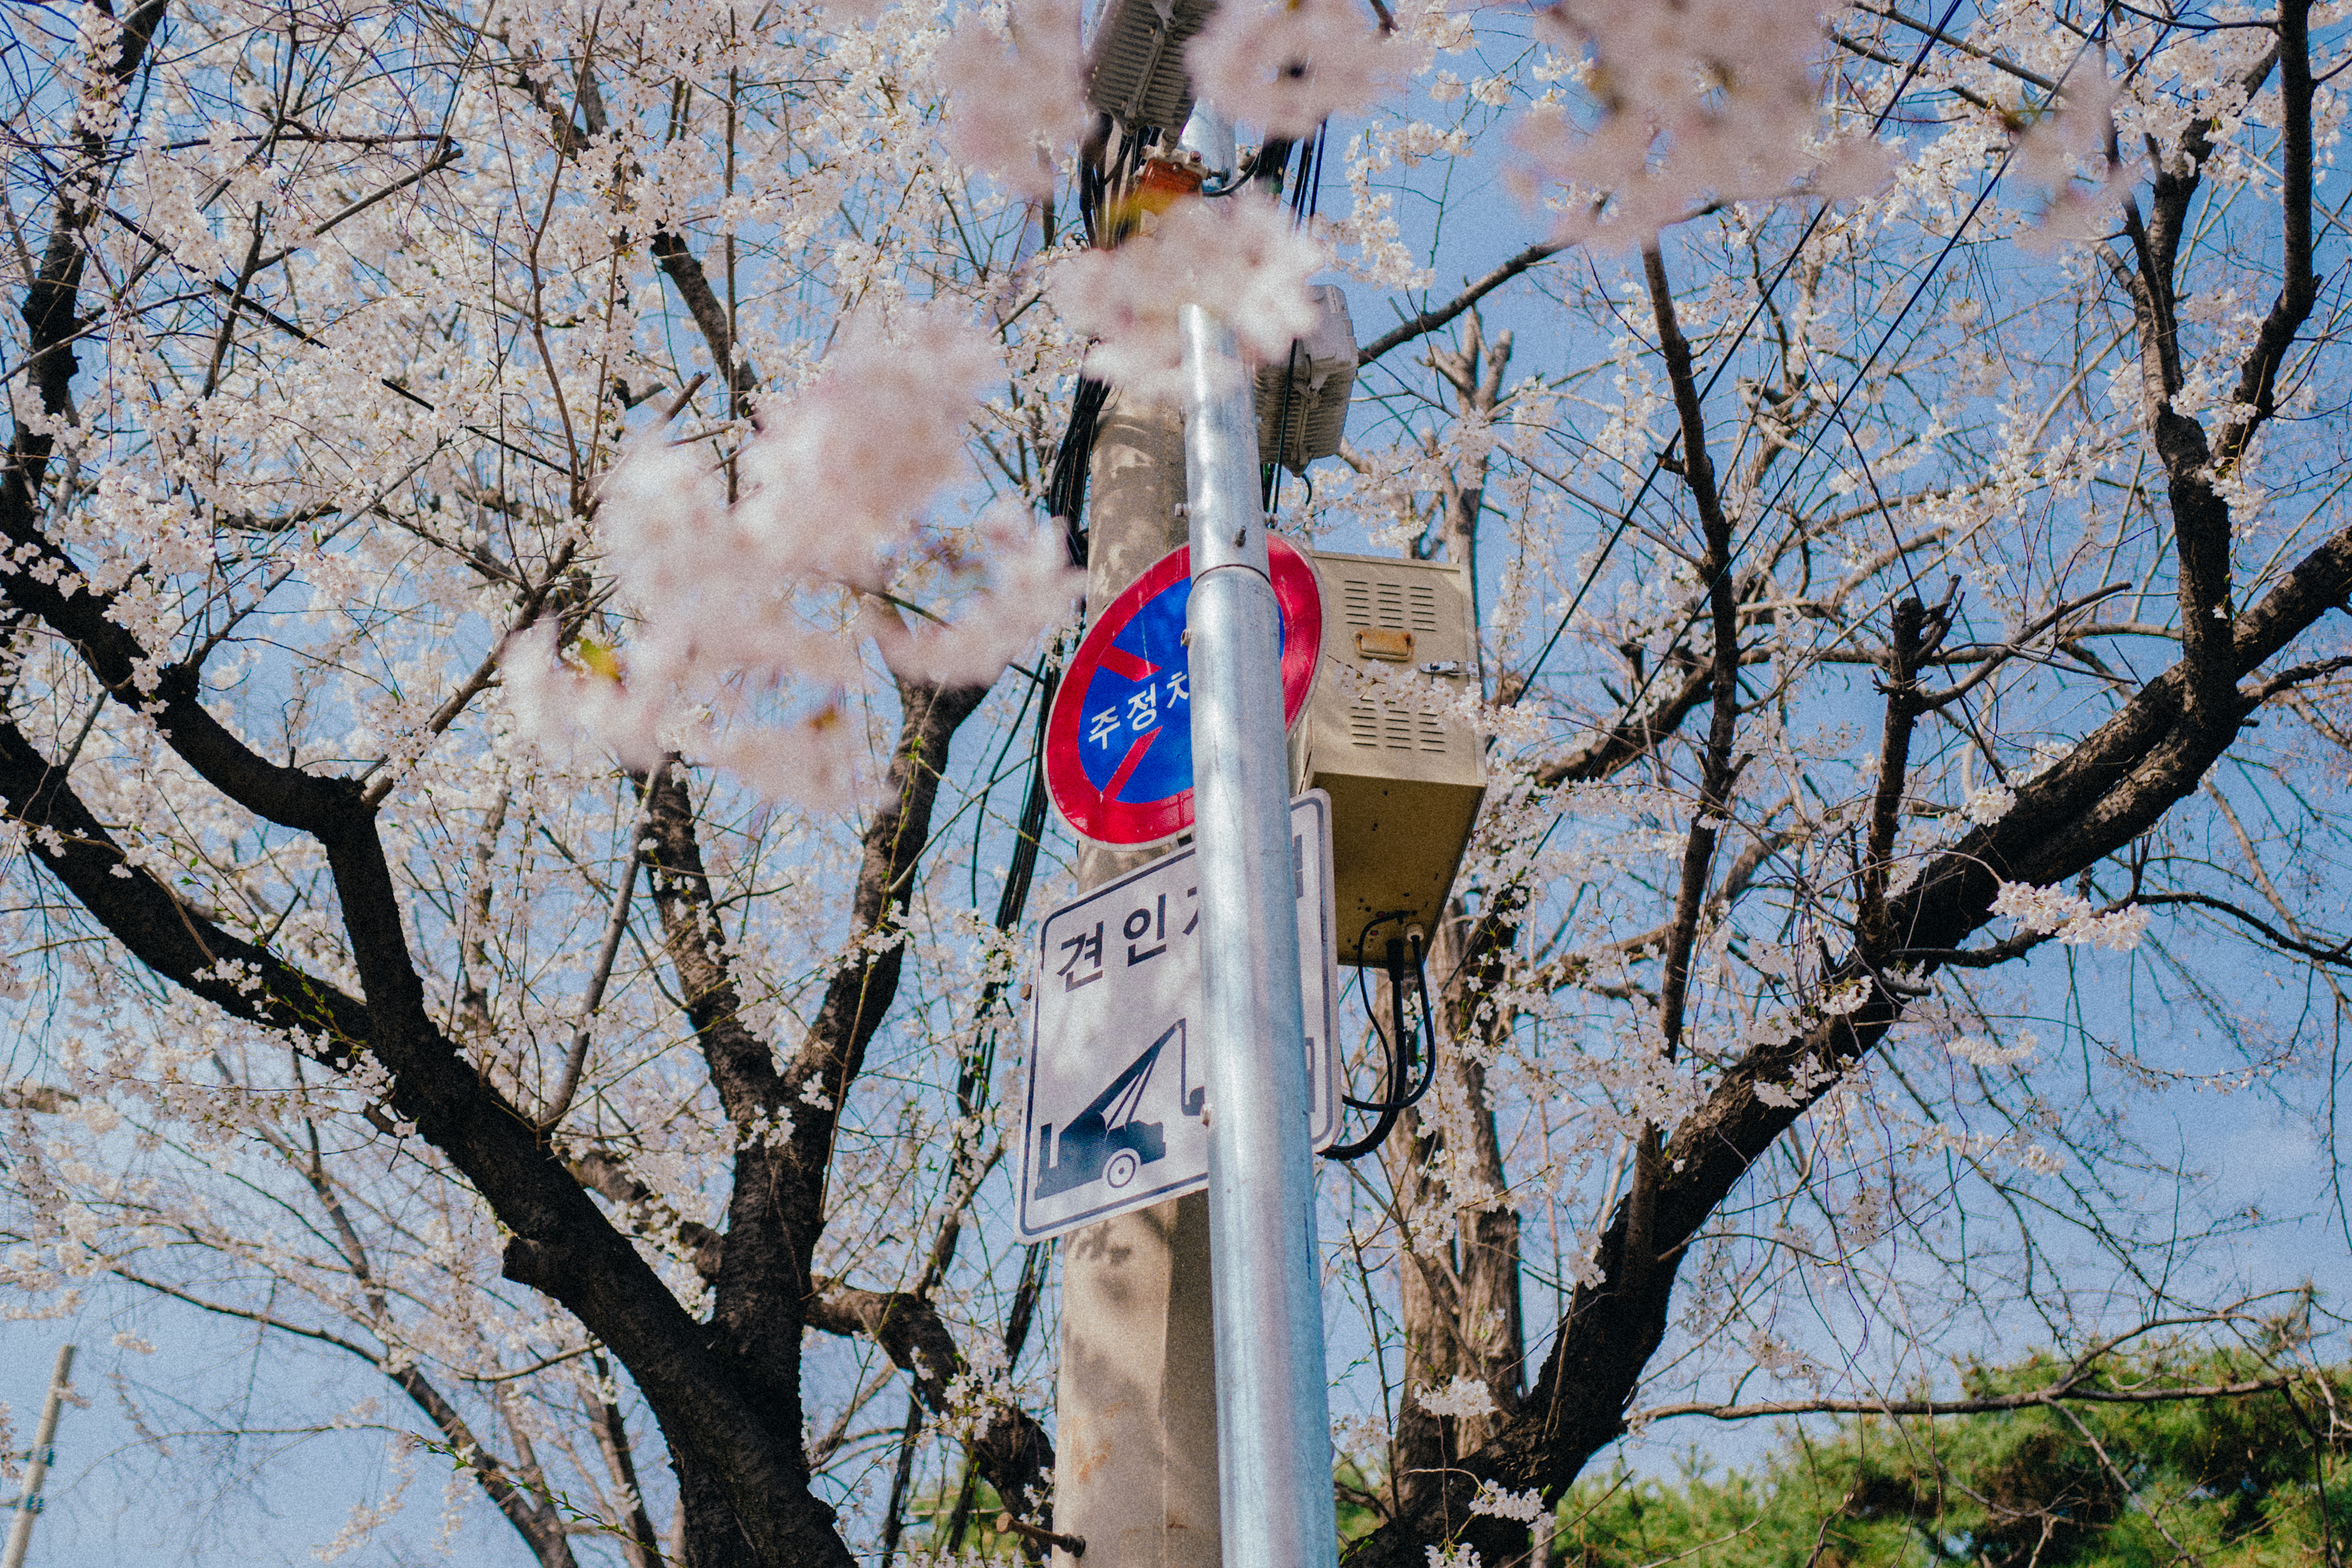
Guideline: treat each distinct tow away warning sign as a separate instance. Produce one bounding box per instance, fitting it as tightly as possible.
[1016,792,1340,1241]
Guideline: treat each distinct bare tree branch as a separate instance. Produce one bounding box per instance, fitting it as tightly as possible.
[1358,240,1564,367]
[1637,1377,2296,1424]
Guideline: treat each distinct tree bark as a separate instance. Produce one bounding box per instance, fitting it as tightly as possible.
[632,674,988,1566]
[0,15,1005,1559]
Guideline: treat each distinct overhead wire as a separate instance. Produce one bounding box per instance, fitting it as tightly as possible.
[1501,0,1978,709]
[1430,8,2148,1025]
[1426,0,2055,1005]
[916,395,1092,1565]
[917,238,1113,1539]
[1524,9,2127,766]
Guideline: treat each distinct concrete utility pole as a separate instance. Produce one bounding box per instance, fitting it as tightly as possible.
[3,1344,75,1568]
[1051,387,1224,1568]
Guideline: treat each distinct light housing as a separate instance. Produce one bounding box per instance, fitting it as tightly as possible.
[1085,0,1220,133]
[1256,285,1357,473]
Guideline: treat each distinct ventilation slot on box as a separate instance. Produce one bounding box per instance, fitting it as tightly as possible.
[1341,574,1444,634]
[1347,695,1442,753]
[1410,583,1438,633]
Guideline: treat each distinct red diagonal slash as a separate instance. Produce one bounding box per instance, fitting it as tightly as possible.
[1096,644,1156,682]
[1102,725,1161,803]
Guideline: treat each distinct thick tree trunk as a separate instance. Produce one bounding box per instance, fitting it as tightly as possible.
[1348,28,2329,1562]
[640,675,991,1561]
[1382,943,1526,1524]
[1382,314,1527,1541]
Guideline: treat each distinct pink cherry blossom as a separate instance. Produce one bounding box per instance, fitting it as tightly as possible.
[1186,0,1414,139]
[1514,0,1890,247]
[938,0,1090,197]
[1990,879,2151,951]
[867,499,1081,684]
[2012,72,2138,252]
[1051,195,1325,402]
[505,306,1081,801]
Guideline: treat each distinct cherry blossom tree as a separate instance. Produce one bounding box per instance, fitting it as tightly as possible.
[1,0,2349,1565]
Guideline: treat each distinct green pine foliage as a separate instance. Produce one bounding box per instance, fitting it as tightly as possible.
[1554,1354,2352,1568]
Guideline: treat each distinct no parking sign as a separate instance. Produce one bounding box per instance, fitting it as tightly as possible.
[1045,540,1323,846]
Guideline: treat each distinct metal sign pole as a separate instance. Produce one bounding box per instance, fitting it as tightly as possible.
[1180,199,1341,1568]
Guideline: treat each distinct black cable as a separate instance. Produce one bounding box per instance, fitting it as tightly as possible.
[1264,337,1301,511]
[993,676,1060,930]
[969,672,1046,908]
[1048,375,1110,566]
[953,660,1062,1117]
[1201,142,1270,197]
[1510,6,2114,758]
[1343,916,1411,1108]
[1309,122,1327,220]
[1251,136,1297,196]
[1293,122,1326,224]
[1345,926,1436,1114]
[1264,122,1331,517]
[1079,156,1105,247]
[1414,14,2127,1021]
[1324,922,1438,1160]
[952,368,1098,1107]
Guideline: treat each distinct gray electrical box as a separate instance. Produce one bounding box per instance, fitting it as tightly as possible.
[1256,285,1356,473]
[1085,0,1219,131]
[1295,549,1486,966]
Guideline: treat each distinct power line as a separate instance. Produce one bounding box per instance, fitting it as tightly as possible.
[1503,0,1976,708]
[1535,10,2127,763]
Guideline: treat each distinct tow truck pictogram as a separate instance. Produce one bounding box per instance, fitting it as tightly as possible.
[1032,1019,1196,1198]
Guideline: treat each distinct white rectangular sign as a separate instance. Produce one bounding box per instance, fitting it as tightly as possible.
[1017,791,1340,1241]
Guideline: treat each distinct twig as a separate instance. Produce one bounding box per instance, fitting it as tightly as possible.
[540,762,668,1130]
[1357,238,1565,366]
[994,1515,1085,1557]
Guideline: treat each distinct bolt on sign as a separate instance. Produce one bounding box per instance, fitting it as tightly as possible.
[1017,791,1341,1241]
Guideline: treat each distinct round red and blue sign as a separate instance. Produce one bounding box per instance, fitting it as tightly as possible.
[1046,540,1324,846]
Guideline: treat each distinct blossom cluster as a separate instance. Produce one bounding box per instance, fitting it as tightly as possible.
[1413,1373,1499,1418]
[506,307,1081,800]
[938,0,1088,197]
[1186,0,1418,139]
[2010,72,2139,252]
[1051,195,1326,402]
[1467,1479,1547,1523]
[1512,0,1891,246]
[1950,1031,2039,1069]
[1990,880,2151,951]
